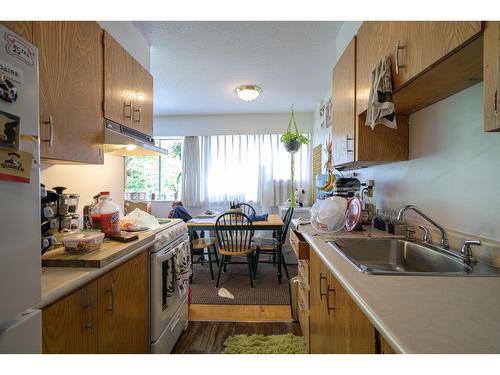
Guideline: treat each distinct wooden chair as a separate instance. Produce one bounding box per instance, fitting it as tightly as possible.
[253,207,294,281]
[215,212,256,288]
[191,234,219,280]
[239,203,256,216]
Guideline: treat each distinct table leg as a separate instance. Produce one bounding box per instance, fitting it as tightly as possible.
[276,228,283,284]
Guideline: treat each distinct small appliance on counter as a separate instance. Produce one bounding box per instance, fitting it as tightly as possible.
[331,178,361,198]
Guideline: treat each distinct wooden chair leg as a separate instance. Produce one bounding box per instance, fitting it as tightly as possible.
[224,255,231,272]
[253,249,261,280]
[281,251,290,280]
[246,254,254,288]
[213,245,219,264]
[216,255,225,288]
[207,247,214,280]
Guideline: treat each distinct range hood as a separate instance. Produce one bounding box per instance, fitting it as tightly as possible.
[104,119,167,156]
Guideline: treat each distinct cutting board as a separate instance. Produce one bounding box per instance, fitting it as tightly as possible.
[41,235,153,268]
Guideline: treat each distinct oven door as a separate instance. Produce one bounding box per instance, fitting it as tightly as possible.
[150,236,188,342]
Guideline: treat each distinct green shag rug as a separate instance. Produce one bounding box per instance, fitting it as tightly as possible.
[223,333,307,354]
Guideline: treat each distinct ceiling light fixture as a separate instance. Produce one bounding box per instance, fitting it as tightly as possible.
[235,85,262,102]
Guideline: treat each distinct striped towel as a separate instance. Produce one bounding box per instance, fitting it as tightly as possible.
[365,56,397,130]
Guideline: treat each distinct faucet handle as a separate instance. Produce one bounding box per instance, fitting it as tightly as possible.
[461,240,481,264]
[419,225,432,244]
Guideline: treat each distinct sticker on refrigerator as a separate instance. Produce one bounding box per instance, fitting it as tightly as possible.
[0,59,23,83]
[0,110,20,151]
[0,75,18,103]
[0,148,32,183]
[3,32,35,67]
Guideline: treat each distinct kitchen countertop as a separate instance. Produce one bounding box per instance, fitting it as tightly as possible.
[39,222,174,309]
[303,228,500,353]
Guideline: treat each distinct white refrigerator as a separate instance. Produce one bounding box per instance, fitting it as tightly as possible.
[0,24,42,353]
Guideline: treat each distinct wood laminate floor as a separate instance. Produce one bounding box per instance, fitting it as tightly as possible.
[172,321,302,354]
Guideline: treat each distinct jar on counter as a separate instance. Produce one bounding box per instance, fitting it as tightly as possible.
[91,192,121,236]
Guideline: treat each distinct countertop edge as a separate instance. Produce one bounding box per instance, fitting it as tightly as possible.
[303,233,406,354]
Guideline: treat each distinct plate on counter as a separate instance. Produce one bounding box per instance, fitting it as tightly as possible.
[122,226,149,232]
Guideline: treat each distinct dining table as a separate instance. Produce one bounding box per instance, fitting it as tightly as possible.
[186,213,286,283]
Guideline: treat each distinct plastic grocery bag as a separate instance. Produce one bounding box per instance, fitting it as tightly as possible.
[119,208,160,231]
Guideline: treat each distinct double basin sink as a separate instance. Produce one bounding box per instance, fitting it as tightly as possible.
[328,238,500,276]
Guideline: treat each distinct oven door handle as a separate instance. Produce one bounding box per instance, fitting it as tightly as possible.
[155,249,176,263]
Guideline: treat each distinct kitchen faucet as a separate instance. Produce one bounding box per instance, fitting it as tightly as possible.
[397,205,449,249]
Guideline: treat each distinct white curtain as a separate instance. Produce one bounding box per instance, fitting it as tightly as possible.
[191,134,310,207]
[181,136,201,206]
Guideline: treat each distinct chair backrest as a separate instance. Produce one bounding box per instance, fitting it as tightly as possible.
[239,203,256,216]
[281,207,295,245]
[215,212,255,254]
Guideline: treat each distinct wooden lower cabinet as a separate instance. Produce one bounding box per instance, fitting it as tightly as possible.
[97,251,149,353]
[309,250,376,354]
[43,280,98,354]
[42,251,149,354]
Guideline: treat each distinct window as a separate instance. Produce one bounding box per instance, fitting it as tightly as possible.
[183,134,310,206]
[125,138,182,201]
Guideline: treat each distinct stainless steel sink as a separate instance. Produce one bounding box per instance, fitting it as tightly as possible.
[328,238,477,276]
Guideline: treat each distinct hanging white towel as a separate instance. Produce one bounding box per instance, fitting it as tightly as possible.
[365,56,397,130]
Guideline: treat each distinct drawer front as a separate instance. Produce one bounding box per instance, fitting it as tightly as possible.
[290,230,310,260]
[298,297,310,352]
[298,259,310,287]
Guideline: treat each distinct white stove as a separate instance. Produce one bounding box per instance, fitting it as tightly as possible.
[149,219,190,354]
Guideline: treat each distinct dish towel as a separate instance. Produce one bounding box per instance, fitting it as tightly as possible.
[174,241,192,298]
[365,56,397,130]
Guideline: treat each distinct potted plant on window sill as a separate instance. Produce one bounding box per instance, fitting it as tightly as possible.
[281,107,309,207]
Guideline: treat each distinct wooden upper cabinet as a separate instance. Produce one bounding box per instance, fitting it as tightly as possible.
[484,22,500,132]
[356,21,483,116]
[132,59,153,136]
[34,22,104,164]
[104,31,154,136]
[355,22,403,115]
[332,37,356,166]
[104,31,134,129]
[97,251,149,354]
[0,21,33,43]
[42,280,98,354]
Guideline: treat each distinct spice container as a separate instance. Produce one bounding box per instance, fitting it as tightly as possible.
[61,231,105,254]
[67,194,80,213]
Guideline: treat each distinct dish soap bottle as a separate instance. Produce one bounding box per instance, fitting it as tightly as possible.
[91,192,121,236]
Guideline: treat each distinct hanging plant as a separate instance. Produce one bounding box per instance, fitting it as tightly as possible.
[281,108,310,153]
[281,107,310,207]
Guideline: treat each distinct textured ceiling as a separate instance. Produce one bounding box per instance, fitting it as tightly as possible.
[134,21,343,116]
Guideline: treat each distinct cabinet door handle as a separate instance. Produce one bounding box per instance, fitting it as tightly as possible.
[105,286,115,314]
[83,303,94,331]
[319,272,327,300]
[346,135,353,153]
[124,102,132,119]
[133,106,141,123]
[326,285,336,314]
[42,116,54,147]
[395,40,406,75]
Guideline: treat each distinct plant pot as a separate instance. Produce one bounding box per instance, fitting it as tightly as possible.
[284,139,301,153]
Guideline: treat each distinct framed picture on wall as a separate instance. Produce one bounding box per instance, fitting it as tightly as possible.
[324,98,332,128]
[319,100,326,128]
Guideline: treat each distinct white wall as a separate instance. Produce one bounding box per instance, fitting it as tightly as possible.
[154,112,314,137]
[352,83,500,242]
[98,21,150,71]
[41,154,125,213]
